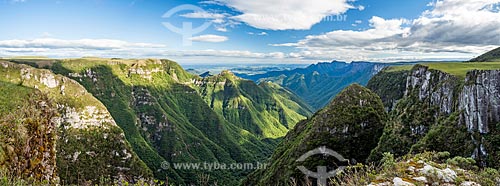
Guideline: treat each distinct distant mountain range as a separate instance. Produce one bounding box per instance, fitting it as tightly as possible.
[236,61,392,110]
[245,47,500,185]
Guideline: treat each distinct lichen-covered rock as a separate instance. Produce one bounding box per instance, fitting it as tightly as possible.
[419,165,457,183]
[362,153,497,186]
[392,177,415,186]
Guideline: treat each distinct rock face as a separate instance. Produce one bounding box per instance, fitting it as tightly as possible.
[369,65,500,168]
[405,65,459,115]
[0,61,152,184]
[459,70,500,134]
[244,84,387,185]
[42,58,304,185]
[403,66,500,134]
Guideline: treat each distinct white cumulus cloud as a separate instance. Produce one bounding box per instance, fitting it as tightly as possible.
[189,35,228,43]
[179,12,226,19]
[0,38,298,64]
[271,0,500,61]
[214,0,354,30]
[0,38,166,50]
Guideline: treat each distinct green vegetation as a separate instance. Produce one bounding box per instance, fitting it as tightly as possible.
[242,62,385,110]
[194,71,312,138]
[0,92,58,184]
[367,68,409,110]
[244,84,387,185]
[14,57,312,185]
[0,60,153,184]
[423,62,500,78]
[330,152,500,186]
[384,61,500,79]
[367,63,500,169]
[3,53,500,185]
[0,82,34,114]
[384,65,413,72]
[469,47,500,62]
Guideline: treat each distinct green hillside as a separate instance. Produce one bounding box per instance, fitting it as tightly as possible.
[194,70,312,138]
[384,62,500,78]
[470,47,500,62]
[2,58,312,185]
[0,61,152,184]
[244,84,387,185]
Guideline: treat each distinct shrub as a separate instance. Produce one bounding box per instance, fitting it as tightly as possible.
[446,156,477,170]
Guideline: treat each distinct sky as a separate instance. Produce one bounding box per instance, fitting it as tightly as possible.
[0,0,499,64]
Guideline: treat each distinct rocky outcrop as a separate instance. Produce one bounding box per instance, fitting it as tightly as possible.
[372,65,500,168]
[56,105,117,129]
[0,61,152,184]
[405,65,459,115]
[128,67,163,80]
[459,70,500,134]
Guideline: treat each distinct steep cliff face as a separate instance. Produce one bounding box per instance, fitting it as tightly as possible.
[42,58,297,185]
[405,65,460,115]
[369,64,500,168]
[459,70,500,134]
[458,70,500,166]
[244,84,387,185]
[0,61,152,184]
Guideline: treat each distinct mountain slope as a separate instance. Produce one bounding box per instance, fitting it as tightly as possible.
[367,64,500,169]
[0,61,152,184]
[237,61,387,110]
[244,84,387,185]
[193,70,312,138]
[9,58,313,185]
[470,47,500,62]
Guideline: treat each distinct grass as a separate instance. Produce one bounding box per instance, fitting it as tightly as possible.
[385,62,500,78]
[385,65,413,72]
[423,62,500,78]
[0,82,34,115]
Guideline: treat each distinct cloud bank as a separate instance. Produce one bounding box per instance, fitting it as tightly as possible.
[272,0,500,61]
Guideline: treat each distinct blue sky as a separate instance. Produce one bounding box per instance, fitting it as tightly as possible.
[0,0,499,64]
